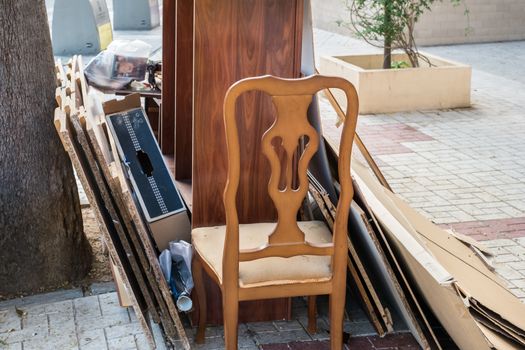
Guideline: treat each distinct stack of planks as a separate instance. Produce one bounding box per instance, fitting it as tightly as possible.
[53,56,190,350]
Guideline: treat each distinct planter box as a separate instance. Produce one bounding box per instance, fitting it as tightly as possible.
[319,53,471,114]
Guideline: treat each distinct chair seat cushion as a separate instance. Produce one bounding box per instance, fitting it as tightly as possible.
[192,221,333,288]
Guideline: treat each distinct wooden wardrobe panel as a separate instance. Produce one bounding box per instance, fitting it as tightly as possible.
[161,0,175,154]
[174,0,194,180]
[193,0,237,227]
[193,0,302,227]
[192,0,303,325]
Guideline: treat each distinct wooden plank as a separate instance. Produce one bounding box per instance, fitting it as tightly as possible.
[307,176,388,336]
[309,173,393,332]
[67,110,163,326]
[174,0,193,180]
[161,0,176,154]
[82,110,190,349]
[74,106,183,344]
[110,256,133,307]
[53,108,155,348]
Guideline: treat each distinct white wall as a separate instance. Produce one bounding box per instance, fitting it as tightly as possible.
[311,0,525,46]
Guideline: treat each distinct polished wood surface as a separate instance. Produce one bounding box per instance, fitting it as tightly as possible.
[192,0,304,227]
[193,75,360,349]
[190,0,305,326]
[161,0,176,154]
[174,0,194,180]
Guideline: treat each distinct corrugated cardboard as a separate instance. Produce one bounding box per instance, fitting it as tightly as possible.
[352,160,494,350]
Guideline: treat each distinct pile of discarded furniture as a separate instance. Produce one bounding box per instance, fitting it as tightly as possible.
[54,55,525,350]
[52,0,525,348]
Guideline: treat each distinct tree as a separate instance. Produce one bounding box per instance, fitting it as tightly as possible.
[343,0,467,69]
[0,0,92,295]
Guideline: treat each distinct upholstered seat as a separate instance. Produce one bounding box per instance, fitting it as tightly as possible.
[192,221,333,288]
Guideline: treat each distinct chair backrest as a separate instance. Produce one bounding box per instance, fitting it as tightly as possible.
[222,75,358,279]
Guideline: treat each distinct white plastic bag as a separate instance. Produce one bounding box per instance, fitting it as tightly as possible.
[84,40,152,90]
[159,240,194,312]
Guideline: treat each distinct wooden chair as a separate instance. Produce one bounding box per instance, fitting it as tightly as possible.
[191,75,359,349]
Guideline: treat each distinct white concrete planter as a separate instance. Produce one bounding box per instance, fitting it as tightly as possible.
[319,53,471,114]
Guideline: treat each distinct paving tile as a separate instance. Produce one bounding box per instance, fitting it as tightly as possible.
[0,309,22,334]
[99,294,130,318]
[259,344,290,350]
[48,312,75,336]
[75,312,130,333]
[78,328,107,350]
[73,295,101,320]
[89,282,117,296]
[133,333,151,350]
[0,342,22,350]
[255,329,312,344]
[346,336,373,349]
[22,332,79,350]
[508,261,525,271]
[273,320,304,332]
[44,300,74,315]
[368,333,420,348]
[0,289,84,310]
[106,335,137,350]
[510,279,525,289]
[187,335,225,350]
[1,322,49,345]
[105,322,144,340]
[246,322,277,333]
[493,267,523,281]
[288,340,330,349]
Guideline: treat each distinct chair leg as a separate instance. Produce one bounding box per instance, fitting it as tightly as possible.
[192,258,207,344]
[222,293,239,350]
[330,289,346,350]
[307,295,317,334]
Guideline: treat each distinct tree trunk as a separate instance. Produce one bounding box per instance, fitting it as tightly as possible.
[383,3,392,69]
[0,0,92,295]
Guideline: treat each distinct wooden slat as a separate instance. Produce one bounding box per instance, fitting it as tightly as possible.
[174,0,194,180]
[161,0,176,154]
[68,111,164,327]
[307,176,388,336]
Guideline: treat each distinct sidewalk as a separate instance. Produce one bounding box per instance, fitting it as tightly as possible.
[315,29,525,301]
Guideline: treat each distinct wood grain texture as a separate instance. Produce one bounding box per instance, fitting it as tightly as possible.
[174,0,194,180]
[191,0,304,325]
[193,0,302,227]
[161,0,176,154]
